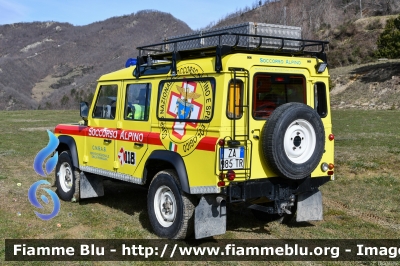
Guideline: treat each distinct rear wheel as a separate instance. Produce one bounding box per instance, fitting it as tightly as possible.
[147,170,194,239]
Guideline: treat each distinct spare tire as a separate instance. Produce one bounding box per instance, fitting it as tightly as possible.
[261,102,325,180]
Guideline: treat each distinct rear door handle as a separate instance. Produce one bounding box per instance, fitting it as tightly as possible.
[104,139,112,144]
[134,142,144,147]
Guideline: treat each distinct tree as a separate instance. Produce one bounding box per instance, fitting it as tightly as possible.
[375,14,400,58]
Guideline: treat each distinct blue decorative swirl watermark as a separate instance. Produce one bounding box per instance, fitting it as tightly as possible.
[33,130,59,177]
[29,130,61,220]
[28,180,60,220]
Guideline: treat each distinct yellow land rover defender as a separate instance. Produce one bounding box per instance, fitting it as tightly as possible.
[54,23,335,239]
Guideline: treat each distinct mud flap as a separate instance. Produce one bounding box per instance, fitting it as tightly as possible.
[80,172,104,199]
[195,195,226,239]
[296,190,323,222]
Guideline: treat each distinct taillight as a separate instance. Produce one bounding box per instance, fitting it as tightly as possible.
[329,134,334,141]
[219,173,225,181]
[226,170,236,181]
[322,162,334,172]
[218,139,225,146]
[217,181,226,187]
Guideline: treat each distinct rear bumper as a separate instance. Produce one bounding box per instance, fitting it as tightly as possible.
[223,176,331,203]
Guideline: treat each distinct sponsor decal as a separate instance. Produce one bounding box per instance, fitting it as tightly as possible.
[87,127,145,142]
[90,144,109,161]
[118,147,136,166]
[158,63,214,156]
[92,145,106,152]
[90,152,109,161]
[88,127,118,139]
[259,57,302,65]
[119,130,144,142]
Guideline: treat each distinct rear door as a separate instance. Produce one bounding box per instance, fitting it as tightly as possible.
[115,81,152,179]
[249,67,310,178]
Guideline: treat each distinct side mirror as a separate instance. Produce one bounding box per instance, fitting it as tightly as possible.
[80,101,89,121]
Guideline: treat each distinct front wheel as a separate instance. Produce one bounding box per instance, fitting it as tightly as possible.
[147,170,194,239]
[55,151,78,201]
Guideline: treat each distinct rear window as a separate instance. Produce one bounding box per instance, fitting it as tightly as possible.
[226,79,244,119]
[314,82,328,118]
[253,74,305,119]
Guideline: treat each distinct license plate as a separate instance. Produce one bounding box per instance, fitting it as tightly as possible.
[219,147,245,170]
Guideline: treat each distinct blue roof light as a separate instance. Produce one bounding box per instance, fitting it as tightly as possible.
[125,58,137,68]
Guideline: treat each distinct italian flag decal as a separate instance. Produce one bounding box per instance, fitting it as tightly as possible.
[169,142,178,152]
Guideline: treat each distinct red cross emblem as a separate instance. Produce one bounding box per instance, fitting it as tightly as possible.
[167,81,203,139]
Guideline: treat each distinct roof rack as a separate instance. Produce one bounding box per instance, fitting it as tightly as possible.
[134,23,329,78]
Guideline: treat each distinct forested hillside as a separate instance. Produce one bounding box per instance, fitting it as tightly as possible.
[0,0,399,110]
[0,11,191,110]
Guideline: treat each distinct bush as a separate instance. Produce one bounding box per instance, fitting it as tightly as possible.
[60,95,69,106]
[375,15,400,58]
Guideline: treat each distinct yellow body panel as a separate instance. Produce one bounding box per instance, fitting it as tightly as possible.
[52,26,334,239]
[55,52,334,192]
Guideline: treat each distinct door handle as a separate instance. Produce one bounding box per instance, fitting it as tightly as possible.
[134,142,144,147]
[251,129,260,140]
[104,139,112,144]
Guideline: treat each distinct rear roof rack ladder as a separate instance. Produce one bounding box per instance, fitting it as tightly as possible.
[229,67,251,180]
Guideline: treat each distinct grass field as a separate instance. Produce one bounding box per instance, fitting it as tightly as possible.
[1,109,399,265]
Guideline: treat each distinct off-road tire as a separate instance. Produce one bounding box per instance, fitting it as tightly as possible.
[261,103,325,180]
[147,169,195,239]
[55,151,78,201]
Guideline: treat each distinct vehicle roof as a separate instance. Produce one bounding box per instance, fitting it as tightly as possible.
[99,50,330,82]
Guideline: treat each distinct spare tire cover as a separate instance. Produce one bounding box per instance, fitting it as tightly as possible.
[261,102,325,180]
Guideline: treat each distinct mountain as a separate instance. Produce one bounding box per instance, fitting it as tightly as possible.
[1,1,399,111]
[0,10,192,110]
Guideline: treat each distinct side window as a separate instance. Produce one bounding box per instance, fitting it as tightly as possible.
[125,83,152,121]
[92,85,118,119]
[314,82,328,117]
[226,79,243,119]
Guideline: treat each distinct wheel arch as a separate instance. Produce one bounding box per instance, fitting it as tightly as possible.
[144,150,190,194]
[57,135,79,168]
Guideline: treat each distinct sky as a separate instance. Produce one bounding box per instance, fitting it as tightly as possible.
[0,0,259,30]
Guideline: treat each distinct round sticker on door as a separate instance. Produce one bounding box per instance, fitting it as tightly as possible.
[158,63,215,156]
